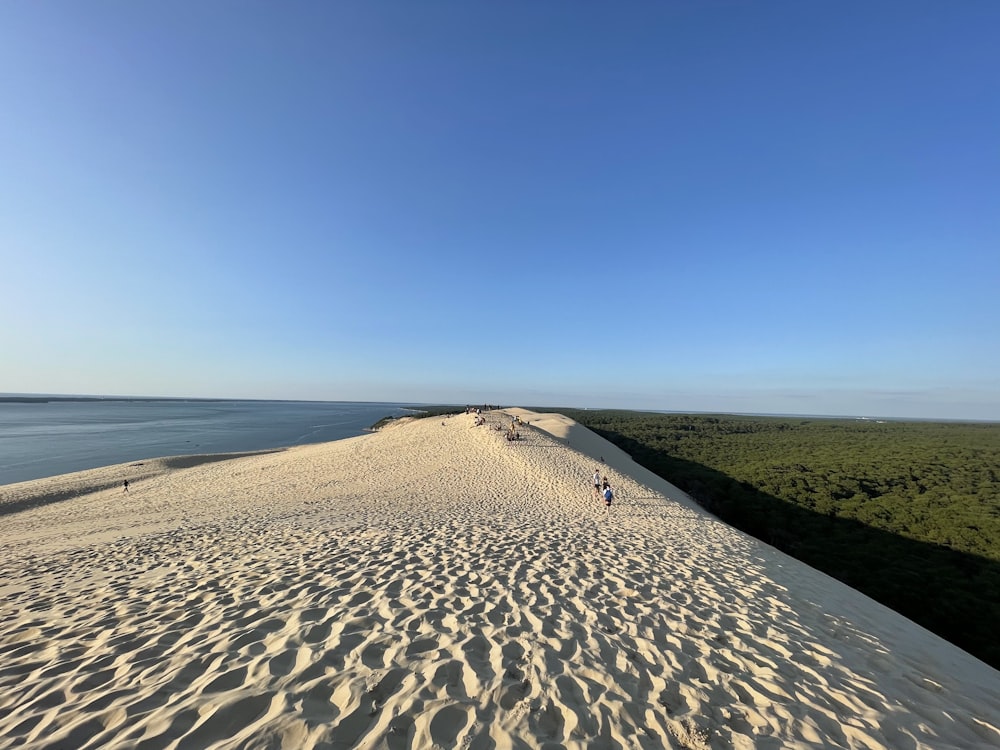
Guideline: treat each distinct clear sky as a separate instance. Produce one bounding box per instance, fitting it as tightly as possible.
[2,2,998,420]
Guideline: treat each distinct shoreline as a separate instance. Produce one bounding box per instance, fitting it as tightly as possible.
[1,409,998,749]
[0,400,413,487]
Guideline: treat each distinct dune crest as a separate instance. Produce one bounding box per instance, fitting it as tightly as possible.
[1,409,997,749]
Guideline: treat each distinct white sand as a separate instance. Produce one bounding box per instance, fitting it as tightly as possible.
[1,409,998,749]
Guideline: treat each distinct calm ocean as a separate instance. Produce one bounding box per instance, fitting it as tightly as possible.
[0,399,417,486]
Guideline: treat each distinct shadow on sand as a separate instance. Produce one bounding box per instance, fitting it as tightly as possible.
[595,428,1000,672]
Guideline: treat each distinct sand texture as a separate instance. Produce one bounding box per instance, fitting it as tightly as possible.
[1,409,998,749]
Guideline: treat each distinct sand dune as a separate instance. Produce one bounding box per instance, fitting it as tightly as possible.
[1,409,998,749]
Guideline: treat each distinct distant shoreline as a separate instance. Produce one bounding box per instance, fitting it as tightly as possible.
[0,400,417,486]
[2,396,994,424]
[0,395,420,406]
[0,396,231,404]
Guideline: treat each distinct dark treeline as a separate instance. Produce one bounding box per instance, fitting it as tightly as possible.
[557,409,1000,669]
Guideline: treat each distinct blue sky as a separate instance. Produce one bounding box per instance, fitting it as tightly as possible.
[2,2,998,419]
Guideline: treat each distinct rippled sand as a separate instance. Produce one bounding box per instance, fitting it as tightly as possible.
[1,409,998,749]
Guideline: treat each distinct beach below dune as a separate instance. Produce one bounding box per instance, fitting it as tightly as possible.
[1,410,999,749]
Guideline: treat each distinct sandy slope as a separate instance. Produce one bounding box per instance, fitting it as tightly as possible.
[0,409,998,749]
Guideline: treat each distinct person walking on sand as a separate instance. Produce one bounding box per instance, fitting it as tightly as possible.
[603,484,614,512]
[593,470,602,497]
[123,479,129,493]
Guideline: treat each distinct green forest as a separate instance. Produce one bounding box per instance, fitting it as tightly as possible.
[555,410,1000,670]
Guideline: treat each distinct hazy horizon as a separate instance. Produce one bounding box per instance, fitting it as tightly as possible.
[4,391,998,424]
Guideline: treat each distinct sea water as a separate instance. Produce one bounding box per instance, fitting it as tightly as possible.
[0,399,417,486]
